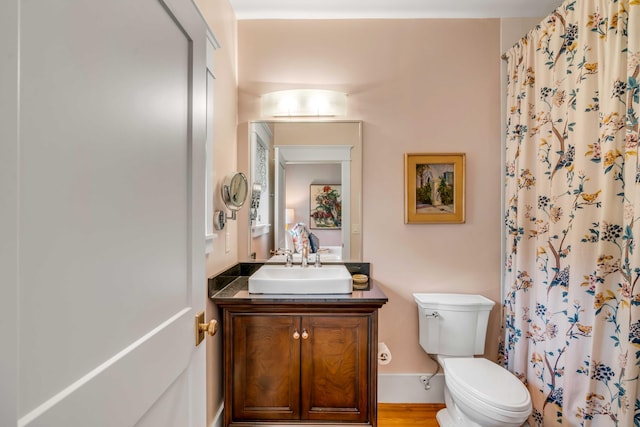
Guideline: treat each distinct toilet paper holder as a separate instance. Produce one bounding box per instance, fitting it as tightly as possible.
[378,342,392,365]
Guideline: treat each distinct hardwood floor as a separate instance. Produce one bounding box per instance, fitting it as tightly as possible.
[378,403,445,427]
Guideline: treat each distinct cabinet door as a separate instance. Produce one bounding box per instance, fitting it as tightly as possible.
[300,315,370,422]
[231,315,301,421]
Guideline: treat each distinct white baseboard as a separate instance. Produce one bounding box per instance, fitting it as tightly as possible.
[378,373,445,404]
[209,402,224,427]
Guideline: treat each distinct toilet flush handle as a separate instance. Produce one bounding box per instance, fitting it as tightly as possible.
[425,311,440,318]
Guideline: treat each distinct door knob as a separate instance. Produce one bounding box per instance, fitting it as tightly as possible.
[293,330,301,340]
[195,311,218,346]
[199,319,218,336]
[301,329,309,340]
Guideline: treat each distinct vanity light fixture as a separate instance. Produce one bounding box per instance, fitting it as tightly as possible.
[261,89,347,117]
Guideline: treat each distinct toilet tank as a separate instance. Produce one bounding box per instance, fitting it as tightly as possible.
[413,293,495,356]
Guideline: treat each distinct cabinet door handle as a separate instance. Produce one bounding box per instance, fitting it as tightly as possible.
[301,329,309,340]
[293,330,300,340]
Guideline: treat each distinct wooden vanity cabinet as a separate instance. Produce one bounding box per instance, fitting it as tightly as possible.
[218,302,383,427]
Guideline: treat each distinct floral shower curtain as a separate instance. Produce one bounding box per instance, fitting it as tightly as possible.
[502,1,639,426]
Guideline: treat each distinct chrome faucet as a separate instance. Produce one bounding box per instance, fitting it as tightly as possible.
[284,250,293,267]
[301,243,309,268]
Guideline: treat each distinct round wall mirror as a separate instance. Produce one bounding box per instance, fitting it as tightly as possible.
[214,172,249,231]
[222,172,248,210]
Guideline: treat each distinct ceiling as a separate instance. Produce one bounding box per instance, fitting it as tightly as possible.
[228,0,565,20]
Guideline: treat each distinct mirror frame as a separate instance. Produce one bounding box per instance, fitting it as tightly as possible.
[237,120,363,262]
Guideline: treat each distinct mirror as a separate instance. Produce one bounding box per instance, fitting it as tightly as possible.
[214,172,249,230]
[222,172,249,209]
[238,121,363,262]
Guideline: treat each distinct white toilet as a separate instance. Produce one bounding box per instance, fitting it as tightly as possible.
[413,293,532,427]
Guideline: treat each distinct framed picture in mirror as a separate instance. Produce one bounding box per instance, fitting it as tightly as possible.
[310,184,342,229]
[405,153,465,224]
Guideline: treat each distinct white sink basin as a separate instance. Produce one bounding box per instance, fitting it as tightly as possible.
[248,264,353,294]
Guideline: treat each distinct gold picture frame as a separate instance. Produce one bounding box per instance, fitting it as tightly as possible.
[404,153,465,224]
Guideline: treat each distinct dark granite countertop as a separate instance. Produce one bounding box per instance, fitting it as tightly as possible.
[208,262,388,306]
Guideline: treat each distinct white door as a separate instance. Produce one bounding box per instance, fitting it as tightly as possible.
[1,0,209,426]
[274,148,287,250]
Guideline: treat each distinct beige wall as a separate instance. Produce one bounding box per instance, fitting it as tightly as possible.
[194,0,238,423]
[237,19,504,374]
[286,163,343,246]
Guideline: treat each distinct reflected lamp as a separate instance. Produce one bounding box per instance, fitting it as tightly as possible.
[285,208,295,229]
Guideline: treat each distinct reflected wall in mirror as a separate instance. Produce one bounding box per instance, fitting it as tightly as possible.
[237,121,362,262]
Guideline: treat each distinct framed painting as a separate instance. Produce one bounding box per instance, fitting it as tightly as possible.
[310,184,341,229]
[404,153,465,224]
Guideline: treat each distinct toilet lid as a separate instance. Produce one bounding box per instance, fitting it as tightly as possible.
[444,358,531,413]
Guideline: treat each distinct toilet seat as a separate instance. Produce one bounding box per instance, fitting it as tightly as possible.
[442,357,531,422]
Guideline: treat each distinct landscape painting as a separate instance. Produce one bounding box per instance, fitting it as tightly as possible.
[404,153,465,224]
